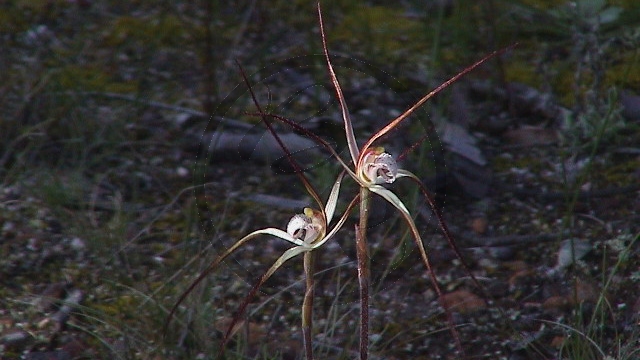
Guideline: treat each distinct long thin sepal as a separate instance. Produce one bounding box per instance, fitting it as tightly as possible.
[359,44,517,165]
[397,170,485,292]
[163,228,307,336]
[219,245,312,355]
[325,170,345,224]
[312,195,359,249]
[367,185,464,353]
[317,3,360,164]
[236,61,325,212]
[259,113,362,187]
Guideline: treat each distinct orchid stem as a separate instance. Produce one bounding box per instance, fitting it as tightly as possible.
[302,251,315,360]
[356,187,371,359]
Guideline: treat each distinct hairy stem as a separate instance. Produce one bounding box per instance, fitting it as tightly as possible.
[356,187,371,359]
[302,251,315,360]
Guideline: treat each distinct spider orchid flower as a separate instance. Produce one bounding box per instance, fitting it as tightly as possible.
[313,5,512,257]
[313,3,513,357]
[251,6,510,355]
[166,59,359,359]
[164,163,355,357]
[358,147,398,185]
[315,2,512,276]
[317,2,436,277]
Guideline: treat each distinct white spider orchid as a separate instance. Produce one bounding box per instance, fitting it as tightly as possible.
[255,5,509,356]
[165,146,356,360]
[165,62,359,360]
[167,3,512,358]
[358,147,398,185]
[261,5,509,358]
[314,4,510,355]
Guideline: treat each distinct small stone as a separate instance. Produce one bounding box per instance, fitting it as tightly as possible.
[70,237,86,251]
[0,329,32,349]
[176,166,189,177]
[470,216,488,234]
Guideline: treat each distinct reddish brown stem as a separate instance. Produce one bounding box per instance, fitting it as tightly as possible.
[302,252,315,359]
[356,187,371,359]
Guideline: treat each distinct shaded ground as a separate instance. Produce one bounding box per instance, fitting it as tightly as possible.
[1,1,640,359]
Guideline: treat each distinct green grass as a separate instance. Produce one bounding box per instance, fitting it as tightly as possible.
[551,232,639,360]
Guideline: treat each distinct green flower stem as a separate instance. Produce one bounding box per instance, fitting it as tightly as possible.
[357,187,371,360]
[302,251,315,360]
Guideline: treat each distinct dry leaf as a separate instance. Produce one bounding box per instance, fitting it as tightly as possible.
[439,290,486,313]
[470,216,488,235]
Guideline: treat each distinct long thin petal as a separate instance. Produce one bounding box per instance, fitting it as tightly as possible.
[368,185,410,215]
[396,169,415,179]
[221,245,312,350]
[367,186,437,293]
[219,245,313,356]
[312,194,359,249]
[398,169,485,293]
[325,170,345,224]
[368,184,464,352]
[246,228,312,247]
[318,3,359,164]
[164,228,308,334]
[359,45,517,165]
[260,113,363,187]
[237,62,325,212]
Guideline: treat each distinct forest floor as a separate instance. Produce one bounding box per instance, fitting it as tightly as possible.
[1,1,639,359]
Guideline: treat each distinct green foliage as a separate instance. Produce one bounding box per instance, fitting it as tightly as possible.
[52,65,137,92]
[34,170,86,209]
[557,232,639,360]
[105,15,188,48]
[500,0,640,108]
[333,6,426,60]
